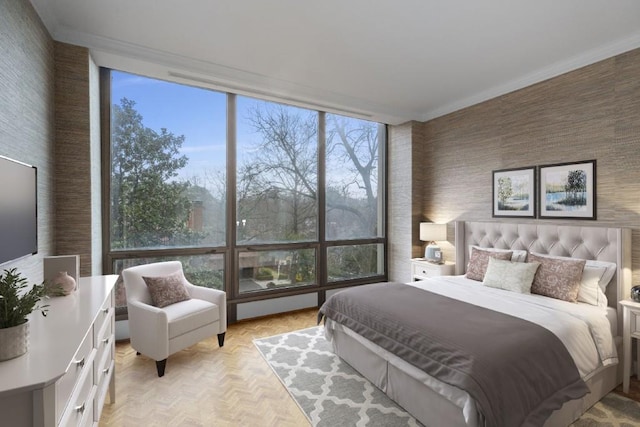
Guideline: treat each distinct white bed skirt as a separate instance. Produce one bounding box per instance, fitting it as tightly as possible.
[327,321,622,427]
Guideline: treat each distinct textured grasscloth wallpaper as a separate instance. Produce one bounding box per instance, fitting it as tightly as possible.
[0,0,55,283]
[1,0,101,281]
[389,48,640,284]
[54,42,102,276]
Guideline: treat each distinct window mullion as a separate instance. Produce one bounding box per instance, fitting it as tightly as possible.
[227,94,238,300]
[318,112,327,288]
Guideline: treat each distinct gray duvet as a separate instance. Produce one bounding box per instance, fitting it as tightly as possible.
[318,282,589,427]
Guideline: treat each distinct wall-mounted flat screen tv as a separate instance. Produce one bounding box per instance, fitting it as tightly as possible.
[0,155,37,265]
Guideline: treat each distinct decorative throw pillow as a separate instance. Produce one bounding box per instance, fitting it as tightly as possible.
[528,253,586,302]
[143,270,191,308]
[529,252,615,307]
[530,253,616,291]
[465,247,513,281]
[482,258,540,293]
[470,245,528,262]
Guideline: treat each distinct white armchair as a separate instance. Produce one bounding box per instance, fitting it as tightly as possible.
[122,261,226,377]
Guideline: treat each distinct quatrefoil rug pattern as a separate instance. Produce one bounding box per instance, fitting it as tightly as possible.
[254,326,640,426]
[254,326,421,427]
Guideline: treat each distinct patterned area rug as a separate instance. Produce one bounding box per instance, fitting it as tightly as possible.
[254,326,640,427]
[570,392,640,426]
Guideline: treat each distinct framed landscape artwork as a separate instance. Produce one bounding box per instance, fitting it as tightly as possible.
[538,160,596,220]
[492,167,536,218]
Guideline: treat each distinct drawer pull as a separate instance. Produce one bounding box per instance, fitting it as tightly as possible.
[74,357,85,368]
[75,402,85,413]
[102,337,110,346]
[103,366,110,375]
[102,307,109,314]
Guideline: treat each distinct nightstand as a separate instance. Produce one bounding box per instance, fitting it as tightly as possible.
[411,258,455,281]
[620,299,640,393]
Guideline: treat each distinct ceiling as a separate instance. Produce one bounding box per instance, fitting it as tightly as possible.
[30,0,640,125]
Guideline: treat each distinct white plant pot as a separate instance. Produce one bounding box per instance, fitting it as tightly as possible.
[0,321,30,361]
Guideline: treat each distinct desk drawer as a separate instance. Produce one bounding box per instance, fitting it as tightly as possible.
[94,312,113,354]
[59,356,96,427]
[94,359,115,421]
[56,331,94,422]
[95,335,113,385]
[79,394,96,427]
[412,263,437,278]
[93,297,113,344]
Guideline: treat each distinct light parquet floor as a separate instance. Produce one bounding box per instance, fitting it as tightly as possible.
[99,308,318,427]
[100,307,640,427]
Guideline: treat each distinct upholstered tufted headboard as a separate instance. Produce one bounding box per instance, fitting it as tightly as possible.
[454,221,632,332]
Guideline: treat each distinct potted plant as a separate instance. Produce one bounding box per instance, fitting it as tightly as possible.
[0,268,49,361]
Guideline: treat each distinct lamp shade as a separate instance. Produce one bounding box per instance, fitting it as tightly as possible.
[419,223,446,242]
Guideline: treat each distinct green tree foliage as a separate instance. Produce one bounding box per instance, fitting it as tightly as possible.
[111,98,195,249]
[564,170,587,206]
[497,177,513,207]
[327,245,378,281]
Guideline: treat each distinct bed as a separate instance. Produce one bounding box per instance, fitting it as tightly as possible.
[319,221,632,427]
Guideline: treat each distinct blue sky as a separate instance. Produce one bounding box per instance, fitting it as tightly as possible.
[110,71,312,188]
[110,71,377,198]
[111,71,279,191]
[112,71,227,176]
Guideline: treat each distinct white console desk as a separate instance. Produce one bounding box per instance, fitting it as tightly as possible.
[0,275,117,426]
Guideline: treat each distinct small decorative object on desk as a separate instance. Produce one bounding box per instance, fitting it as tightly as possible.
[631,285,640,302]
[52,271,76,296]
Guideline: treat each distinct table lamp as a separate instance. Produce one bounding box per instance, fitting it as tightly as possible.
[420,223,447,264]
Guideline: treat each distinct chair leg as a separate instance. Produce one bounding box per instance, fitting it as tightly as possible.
[156,359,167,377]
[218,332,226,347]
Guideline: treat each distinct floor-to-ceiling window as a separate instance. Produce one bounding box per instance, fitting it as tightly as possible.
[102,69,386,318]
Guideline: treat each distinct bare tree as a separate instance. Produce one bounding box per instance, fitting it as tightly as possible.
[236,104,381,242]
[238,103,318,241]
[326,114,381,237]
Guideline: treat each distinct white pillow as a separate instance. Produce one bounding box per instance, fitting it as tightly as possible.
[529,252,616,308]
[578,265,609,308]
[584,260,617,292]
[470,245,528,263]
[482,257,540,294]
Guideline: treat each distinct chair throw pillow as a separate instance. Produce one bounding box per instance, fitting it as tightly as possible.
[465,247,513,281]
[143,270,191,308]
[528,253,585,302]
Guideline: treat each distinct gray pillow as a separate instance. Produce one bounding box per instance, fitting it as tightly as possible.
[465,247,513,281]
[143,270,191,308]
[528,253,585,302]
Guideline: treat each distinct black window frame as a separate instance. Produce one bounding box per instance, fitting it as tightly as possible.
[100,68,387,322]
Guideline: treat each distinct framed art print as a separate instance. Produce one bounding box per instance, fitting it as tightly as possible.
[538,160,596,219]
[492,166,536,218]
